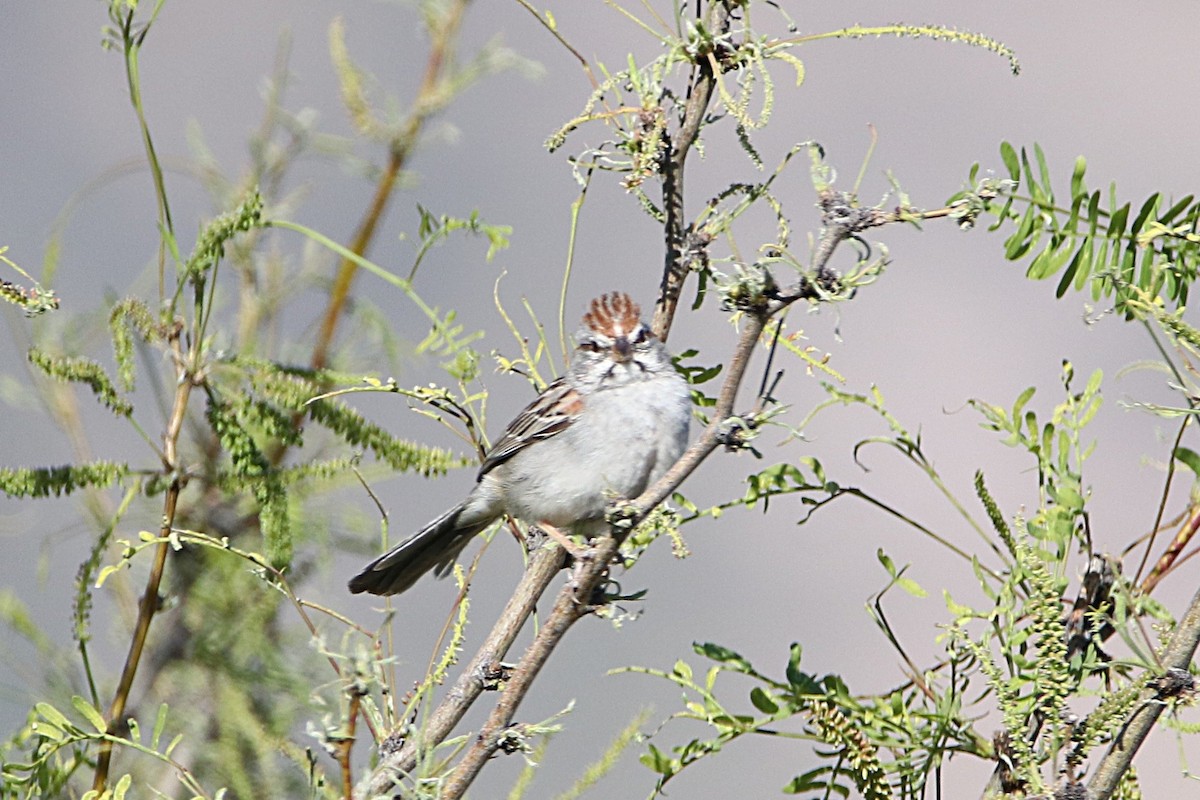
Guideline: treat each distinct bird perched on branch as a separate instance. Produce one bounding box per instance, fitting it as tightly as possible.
[349,292,691,596]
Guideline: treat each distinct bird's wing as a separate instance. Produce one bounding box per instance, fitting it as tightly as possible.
[478,377,583,478]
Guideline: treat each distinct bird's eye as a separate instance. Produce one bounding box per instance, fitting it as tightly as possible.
[632,326,649,345]
[579,339,600,352]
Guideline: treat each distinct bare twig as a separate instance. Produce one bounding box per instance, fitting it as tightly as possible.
[652,2,732,341]
[1140,504,1200,596]
[311,147,404,373]
[433,174,886,796]
[512,0,599,89]
[369,0,744,780]
[358,3,909,795]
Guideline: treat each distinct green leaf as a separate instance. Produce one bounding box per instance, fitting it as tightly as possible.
[896,576,928,598]
[1174,447,1200,477]
[693,642,754,674]
[72,696,108,733]
[1011,386,1036,420]
[944,590,974,619]
[1069,155,1087,197]
[1005,205,1039,260]
[96,563,127,588]
[1000,141,1019,181]
[1027,237,1074,280]
[152,703,169,749]
[1108,202,1130,239]
[1161,194,1195,225]
[639,743,677,776]
[1130,193,1160,236]
[1056,245,1085,298]
[785,643,818,692]
[784,767,849,796]
[750,686,779,715]
[1034,142,1053,200]
[32,720,65,742]
[36,702,72,732]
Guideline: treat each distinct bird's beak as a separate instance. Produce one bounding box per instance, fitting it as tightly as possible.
[612,336,632,363]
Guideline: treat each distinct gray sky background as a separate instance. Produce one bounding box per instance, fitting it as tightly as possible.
[3,2,1199,797]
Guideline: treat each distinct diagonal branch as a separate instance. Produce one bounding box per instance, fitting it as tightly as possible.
[360,545,566,797]
[93,328,192,792]
[359,4,897,796]
[1086,582,1200,800]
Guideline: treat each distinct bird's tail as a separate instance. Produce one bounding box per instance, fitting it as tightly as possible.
[348,505,490,596]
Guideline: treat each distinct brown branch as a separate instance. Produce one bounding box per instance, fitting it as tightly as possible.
[364,2,738,789]
[93,328,192,792]
[361,544,566,798]
[340,691,361,800]
[1086,582,1200,800]
[309,0,469,373]
[1133,416,1192,585]
[1140,504,1200,596]
[311,147,403,372]
[652,2,733,341]
[361,4,897,795]
[512,0,599,90]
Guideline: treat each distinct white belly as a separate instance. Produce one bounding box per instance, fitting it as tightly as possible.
[492,375,689,528]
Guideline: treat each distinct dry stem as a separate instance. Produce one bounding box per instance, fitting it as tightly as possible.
[93,329,192,791]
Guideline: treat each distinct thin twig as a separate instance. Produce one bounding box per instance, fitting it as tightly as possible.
[435,171,885,796]
[1140,504,1200,595]
[652,2,732,341]
[512,0,599,89]
[363,3,904,795]
[93,330,192,792]
[311,147,403,373]
[1133,389,1192,585]
[369,3,736,788]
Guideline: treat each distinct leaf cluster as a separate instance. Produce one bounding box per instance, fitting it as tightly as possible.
[966,142,1200,311]
[3,698,207,799]
[629,641,974,800]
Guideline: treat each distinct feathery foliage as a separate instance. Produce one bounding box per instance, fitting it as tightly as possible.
[0,462,129,499]
[964,141,1200,310]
